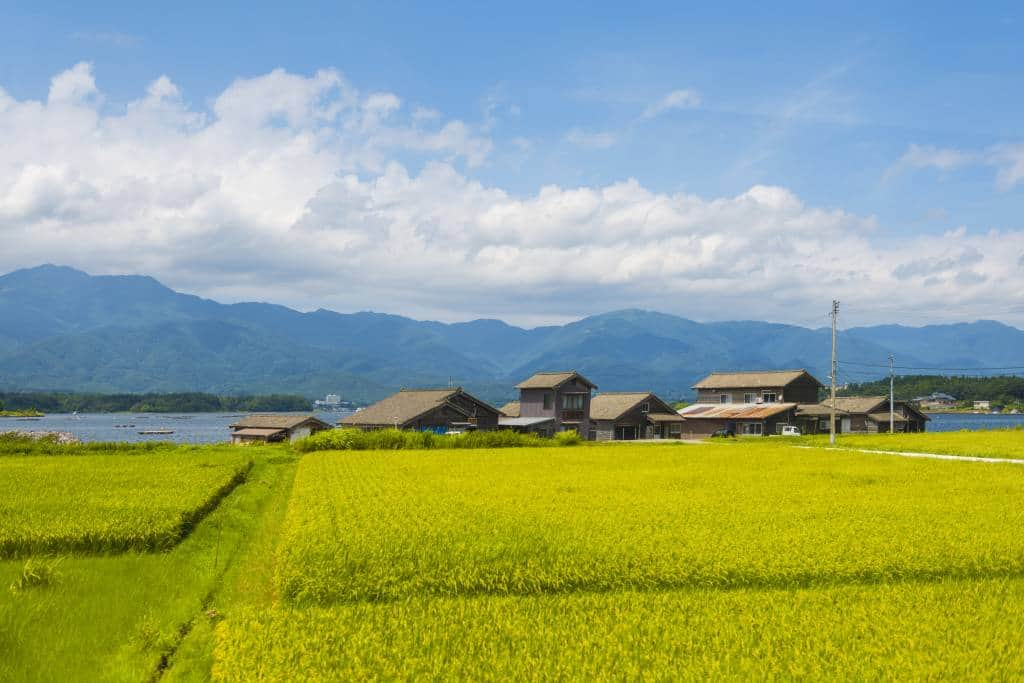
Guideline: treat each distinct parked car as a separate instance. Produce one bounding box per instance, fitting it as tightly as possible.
[711,428,735,438]
[781,425,802,436]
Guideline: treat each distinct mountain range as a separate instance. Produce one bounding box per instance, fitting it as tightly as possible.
[2,264,1023,404]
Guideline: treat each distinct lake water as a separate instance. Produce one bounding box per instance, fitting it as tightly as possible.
[3,410,1022,444]
[0,411,351,444]
[924,412,1024,432]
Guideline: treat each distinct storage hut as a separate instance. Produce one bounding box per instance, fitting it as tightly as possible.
[229,414,332,444]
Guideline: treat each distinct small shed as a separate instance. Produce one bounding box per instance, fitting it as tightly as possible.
[589,392,684,441]
[229,414,332,444]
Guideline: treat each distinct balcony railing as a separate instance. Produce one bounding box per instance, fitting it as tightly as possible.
[560,410,584,421]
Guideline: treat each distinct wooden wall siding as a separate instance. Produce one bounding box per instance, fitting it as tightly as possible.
[695,377,820,405]
[696,388,789,404]
[519,380,593,434]
[593,421,615,441]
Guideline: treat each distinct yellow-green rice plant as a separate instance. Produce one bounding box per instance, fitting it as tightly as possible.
[0,452,252,557]
[275,443,1024,604]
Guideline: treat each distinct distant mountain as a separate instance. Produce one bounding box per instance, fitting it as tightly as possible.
[2,264,1023,404]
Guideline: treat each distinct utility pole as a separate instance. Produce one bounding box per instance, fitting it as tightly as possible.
[830,300,839,445]
[889,353,895,434]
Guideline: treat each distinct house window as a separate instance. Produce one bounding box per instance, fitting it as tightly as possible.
[543,393,552,410]
[819,418,828,431]
[762,392,777,403]
[562,393,585,410]
[719,394,731,404]
[740,422,763,436]
[669,424,682,437]
[744,393,756,404]
[640,402,650,413]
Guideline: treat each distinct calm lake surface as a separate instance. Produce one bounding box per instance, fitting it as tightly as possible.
[1,411,351,444]
[2,410,1021,444]
[925,412,1024,432]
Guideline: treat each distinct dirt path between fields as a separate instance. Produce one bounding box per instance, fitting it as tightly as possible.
[801,445,1024,466]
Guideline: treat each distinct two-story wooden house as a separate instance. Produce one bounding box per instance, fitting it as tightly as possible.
[679,369,823,437]
[511,370,597,435]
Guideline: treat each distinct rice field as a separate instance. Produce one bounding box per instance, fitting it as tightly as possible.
[0,450,252,557]
[275,445,1024,604]
[213,576,1024,680]
[805,427,1024,459]
[6,434,1024,679]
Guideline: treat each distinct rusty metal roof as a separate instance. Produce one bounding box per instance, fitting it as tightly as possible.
[678,402,798,420]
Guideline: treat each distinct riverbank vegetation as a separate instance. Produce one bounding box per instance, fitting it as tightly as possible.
[0,391,312,414]
[3,434,1024,679]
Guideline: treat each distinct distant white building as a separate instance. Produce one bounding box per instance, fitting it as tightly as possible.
[314,393,343,408]
[973,400,991,411]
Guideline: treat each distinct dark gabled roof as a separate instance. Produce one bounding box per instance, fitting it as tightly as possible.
[340,387,499,427]
[589,392,677,421]
[820,396,888,414]
[797,396,931,421]
[230,414,331,430]
[692,369,823,390]
[515,370,597,390]
[499,400,521,417]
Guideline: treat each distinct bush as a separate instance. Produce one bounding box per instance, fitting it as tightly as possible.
[293,428,578,452]
[554,430,583,446]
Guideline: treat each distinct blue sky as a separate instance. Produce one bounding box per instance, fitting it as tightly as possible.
[1,2,1023,326]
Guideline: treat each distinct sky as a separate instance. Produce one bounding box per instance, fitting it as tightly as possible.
[1,1,1023,328]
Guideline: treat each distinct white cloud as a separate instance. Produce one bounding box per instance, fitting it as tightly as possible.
[885,143,976,181]
[990,143,1024,190]
[641,89,701,119]
[887,142,1024,190]
[1,64,1022,326]
[565,127,616,149]
[48,62,100,105]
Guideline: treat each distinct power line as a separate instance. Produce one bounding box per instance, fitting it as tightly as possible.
[839,360,1024,372]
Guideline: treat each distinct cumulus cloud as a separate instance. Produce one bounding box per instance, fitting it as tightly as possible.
[641,89,701,119]
[1,64,1022,325]
[565,127,616,149]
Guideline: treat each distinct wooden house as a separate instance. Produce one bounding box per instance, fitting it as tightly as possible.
[339,387,500,433]
[589,392,684,441]
[679,369,823,437]
[796,396,929,434]
[513,370,597,436]
[229,414,332,444]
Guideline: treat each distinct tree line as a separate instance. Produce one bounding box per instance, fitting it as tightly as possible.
[0,391,312,414]
[840,375,1024,406]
